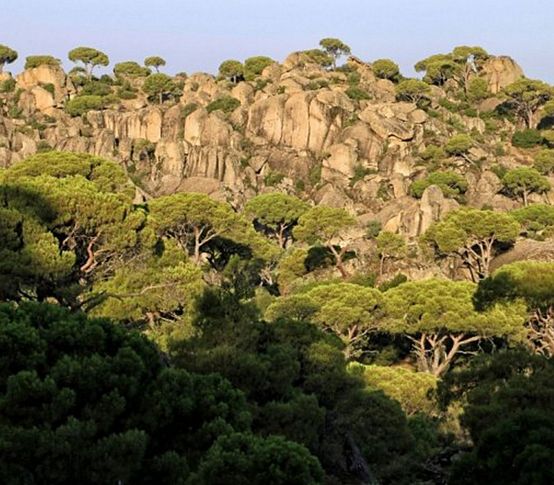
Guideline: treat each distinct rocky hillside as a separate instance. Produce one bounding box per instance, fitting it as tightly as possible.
[0,47,552,247]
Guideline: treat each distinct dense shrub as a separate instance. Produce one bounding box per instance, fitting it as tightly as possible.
[65,95,105,116]
[511,128,543,148]
[206,96,241,114]
[24,55,60,69]
[409,170,468,199]
[345,85,371,101]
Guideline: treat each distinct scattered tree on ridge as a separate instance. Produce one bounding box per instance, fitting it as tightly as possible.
[293,206,357,278]
[382,279,526,376]
[474,261,554,357]
[319,38,351,69]
[423,208,521,281]
[501,167,551,206]
[245,193,309,248]
[68,46,109,79]
[0,44,18,73]
[144,55,166,72]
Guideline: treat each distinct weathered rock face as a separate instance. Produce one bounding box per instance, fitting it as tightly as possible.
[247,90,353,153]
[1,53,548,243]
[481,56,524,94]
[374,185,458,238]
[16,65,73,103]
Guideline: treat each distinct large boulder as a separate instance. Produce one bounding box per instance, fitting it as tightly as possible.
[16,65,71,103]
[481,56,524,94]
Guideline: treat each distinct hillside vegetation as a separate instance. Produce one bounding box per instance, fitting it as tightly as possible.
[0,40,553,484]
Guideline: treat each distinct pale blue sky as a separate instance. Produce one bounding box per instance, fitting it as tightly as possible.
[3,0,553,81]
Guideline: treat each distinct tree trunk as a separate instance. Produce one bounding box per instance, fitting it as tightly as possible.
[410,333,482,377]
[193,227,201,263]
[522,188,529,207]
[329,245,349,278]
[528,306,554,357]
[379,255,386,277]
[277,224,286,249]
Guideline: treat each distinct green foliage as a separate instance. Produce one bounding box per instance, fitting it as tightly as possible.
[423,208,521,281]
[445,133,473,156]
[0,152,138,302]
[65,95,105,116]
[365,220,382,239]
[302,49,333,69]
[350,163,373,184]
[415,54,460,86]
[378,273,408,292]
[375,231,407,275]
[192,432,324,484]
[68,46,109,78]
[475,261,554,312]
[245,193,309,248]
[319,38,351,68]
[511,128,543,148]
[206,96,241,114]
[267,282,383,359]
[218,59,243,82]
[24,55,60,69]
[467,77,490,102]
[415,46,488,89]
[345,85,371,101]
[0,77,16,93]
[474,261,554,356]
[263,170,285,187]
[502,167,551,205]
[0,302,253,483]
[275,248,309,292]
[0,44,18,72]
[36,140,53,153]
[148,192,271,265]
[306,78,329,90]
[502,78,554,128]
[409,170,468,199]
[418,144,446,167]
[534,149,554,174]
[293,206,356,246]
[543,129,554,147]
[143,73,180,104]
[438,350,554,485]
[80,80,112,96]
[114,61,150,78]
[244,56,274,81]
[350,364,438,416]
[395,79,431,105]
[144,55,166,72]
[382,279,526,375]
[512,204,554,237]
[372,58,400,81]
[91,241,204,343]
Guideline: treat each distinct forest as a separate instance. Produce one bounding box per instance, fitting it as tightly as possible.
[0,39,553,484]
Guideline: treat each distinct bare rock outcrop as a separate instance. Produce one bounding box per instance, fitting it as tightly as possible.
[481,56,524,94]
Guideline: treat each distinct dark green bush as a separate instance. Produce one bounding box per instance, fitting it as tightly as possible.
[65,95,105,116]
[81,81,112,97]
[409,170,468,199]
[0,78,15,93]
[24,55,60,69]
[511,129,543,148]
[206,96,241,114]
[345,86,371,101]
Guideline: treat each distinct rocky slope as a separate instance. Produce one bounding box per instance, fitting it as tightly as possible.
[0,50,551,246]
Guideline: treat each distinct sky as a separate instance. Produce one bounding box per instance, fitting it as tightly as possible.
[3,0,554,82]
